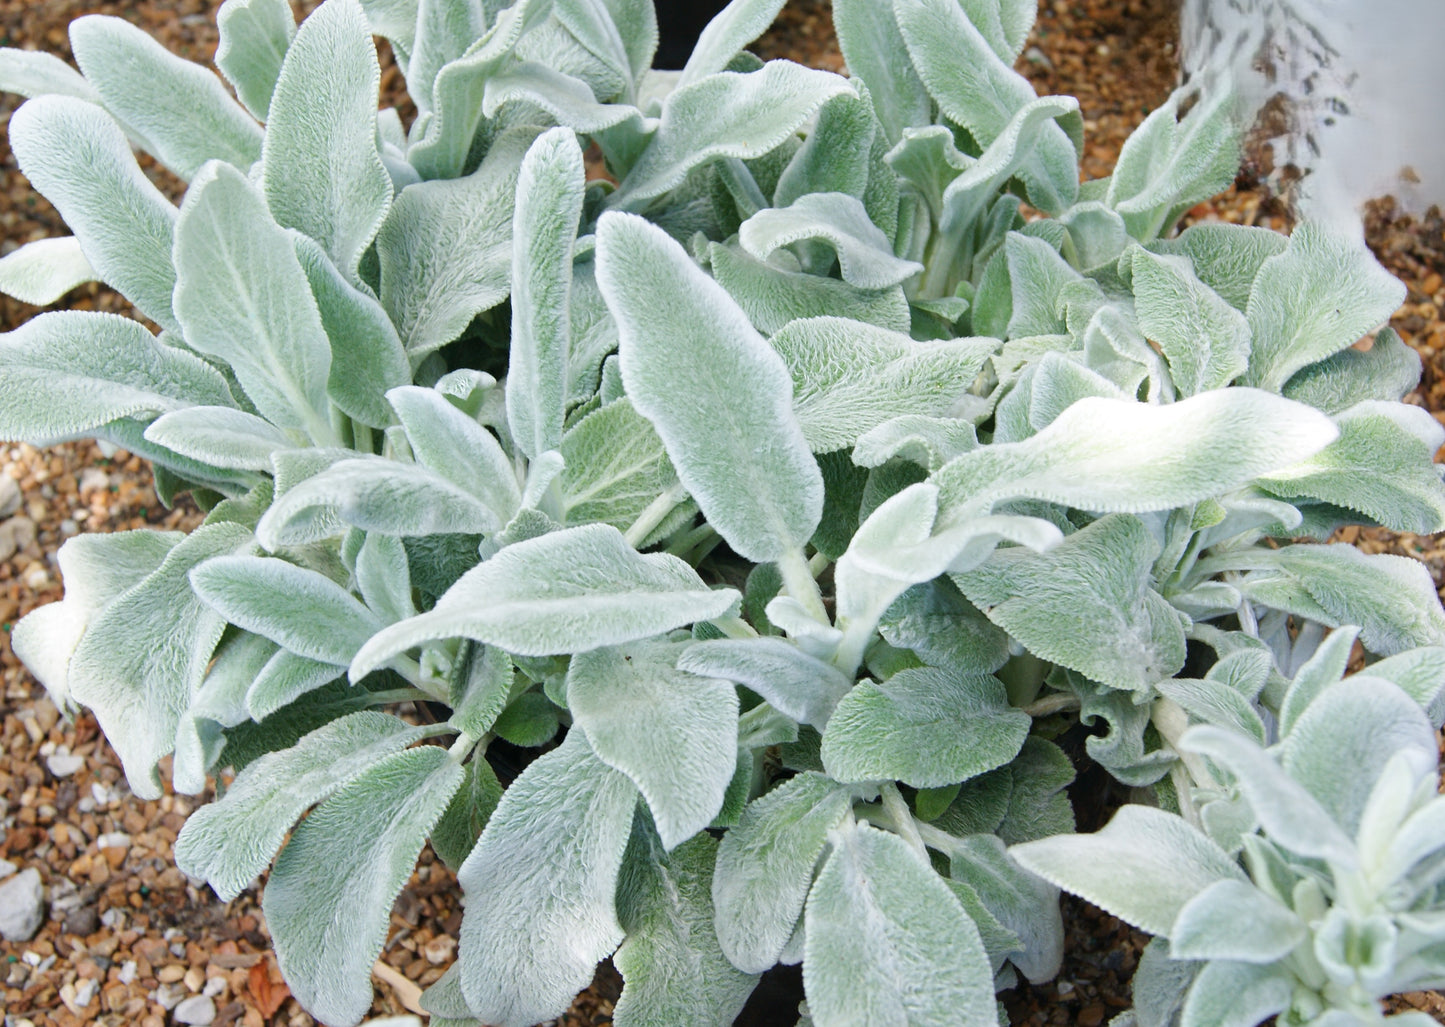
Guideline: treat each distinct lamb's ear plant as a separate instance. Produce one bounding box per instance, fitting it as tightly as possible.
[2,0,1443,1024]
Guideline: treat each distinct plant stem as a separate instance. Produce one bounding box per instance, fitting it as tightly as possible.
[624,482,688,548]
[709,614,758,639]
[777,545,829,625]
[914,820,967,860]
[1022,692,1081,718]
[880,783,928,860]
[365,687,433,706]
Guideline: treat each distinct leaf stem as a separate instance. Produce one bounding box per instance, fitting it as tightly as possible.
[880,783,928,861]
[1022,692,1081,718]
[387,654,449,702]
[364,687,434,706]
[914,820,967,860]
[709,614,758,639]
[624,481,689,548]
[778,545,829,625]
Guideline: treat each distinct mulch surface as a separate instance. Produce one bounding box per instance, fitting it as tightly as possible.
[0,2,1440,1026]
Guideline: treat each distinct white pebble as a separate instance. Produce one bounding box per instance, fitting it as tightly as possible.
[173,994,216,1026]
[45,752,84,778]
[0,868,44,942]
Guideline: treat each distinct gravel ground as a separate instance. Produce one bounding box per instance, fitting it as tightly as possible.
[0,2,1441,1026]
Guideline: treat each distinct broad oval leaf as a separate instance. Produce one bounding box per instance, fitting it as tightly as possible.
[377,128,533,358]
[1010,805,1246,937]
[713,772,854,974]
[1168,879,1305,963]
[457,730,640,1027]
[190,554,383,665]
[739,193,923,291]
[256,455,504,548]
[770,317,993,454]
[932,389,1339,522]
[69,14,263,179]
[8,95,180,331]
[615,826,761,1027]
[173,160,334,440]
[265,745,462,1027]
[350,523,740,671]
[263,0,392,280]
[0,311,234,445]
[1242,223,1406,393]
[597,211,823,563]
[613,61,853,207]
[143,407,293,472]
[67,522,254,799]
[569,640,739,850]
[679,637,854,729]
[387,385,521,523]
[174,711,430,900]
[0,237,95,306]
[820,667,1030,789]
[215,0,297,120]
[803,822,997,1027]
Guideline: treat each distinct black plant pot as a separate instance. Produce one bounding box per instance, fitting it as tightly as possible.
[655,0,734,68]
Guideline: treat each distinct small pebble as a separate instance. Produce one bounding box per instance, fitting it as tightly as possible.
[174,994,217,1026]
[0,473,20,518]
[155,981,188,1010]
[0,867,45,942]
[45,751,85,777]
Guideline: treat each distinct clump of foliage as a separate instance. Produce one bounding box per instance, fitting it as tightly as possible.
[2,0,1443,1024]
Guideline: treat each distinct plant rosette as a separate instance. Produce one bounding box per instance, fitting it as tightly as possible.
[1,0,1443,1025]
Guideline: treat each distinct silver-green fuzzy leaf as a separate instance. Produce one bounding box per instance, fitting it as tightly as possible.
[190,554,382,665]
[215,0,296,121]
[0,237,95,307]
[1242,223,1406,393]
[377,128,533,358]
[67,522,254,799]
[713,772,853,974]
[263,0,392,280]
[0,311,234,445]
[803,822,997,1027]
[597,211,823,563]
[614,827,760,1027]
[69,14,262,179]
[508,127,585,459]
[264,746,462,1027]
[350,523,740,672]
[457,730,639,1027]
[173,161,333,439]
[769,317,994,453]
[8,95,180,331]
[175,711,430,900]
[953,515,1185,695]
[1010,805,1246,937]
[569,640,740,849]
[820,666,1030,789]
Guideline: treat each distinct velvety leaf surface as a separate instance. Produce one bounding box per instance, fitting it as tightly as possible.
[568,640,739,849]
[820,667,1029,788]
[350,524,739,671]
[264,746,462,1027]
[175,711,430,899]
[1010,805,1245,936]
[262,0,392,280]
[614,825,760,1027]
[713,772,853,974]
[597,211,823,563]
[70,14,262,179]
[8,95,180,331]
[0,311,233,445]
[803,822,997,1026]
[457,730,640,1027]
